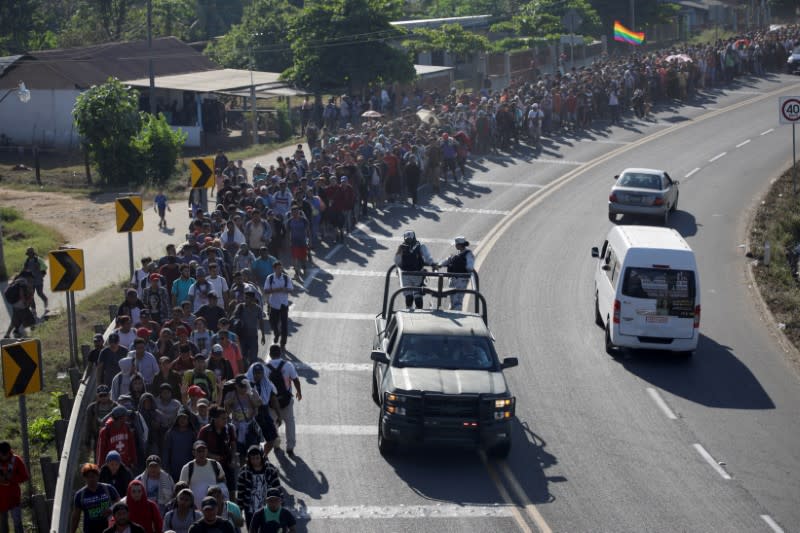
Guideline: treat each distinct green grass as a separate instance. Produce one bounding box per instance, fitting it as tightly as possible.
[750,164,800,355]
[1,207,64,280]
[0,280,126,515]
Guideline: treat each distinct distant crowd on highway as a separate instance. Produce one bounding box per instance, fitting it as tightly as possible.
[52,22,800,533]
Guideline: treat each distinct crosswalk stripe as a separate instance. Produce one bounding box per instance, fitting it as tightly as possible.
[295,362,372,372]
[351,230,479,245]
[469,180,544,188]
[292,504,515,519]
[295,424,374,435]
[290,310,374,320]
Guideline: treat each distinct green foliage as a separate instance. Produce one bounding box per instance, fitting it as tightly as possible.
[403,24,490,58]
[131,114,187,185]
[205,0,298,73]
[0,207,64,281]
[284,0,415,93]
[274,102,293,142]
[28,393,61,445]
[589,0,680,40]
[498,0,602,40]
[73,77,143,186]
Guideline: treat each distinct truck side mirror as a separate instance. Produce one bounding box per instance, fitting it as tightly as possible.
[501,357,518,369]
[591,247,599,258]
[613,174,619,179]
[371,350,390,365]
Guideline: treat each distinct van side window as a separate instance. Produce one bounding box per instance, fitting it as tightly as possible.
[604,248,616,284]
[612,256,621,287]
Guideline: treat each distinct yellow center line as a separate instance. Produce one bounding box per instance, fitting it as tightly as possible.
[480,451,534,533]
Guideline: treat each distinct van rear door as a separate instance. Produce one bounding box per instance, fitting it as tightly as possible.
[618,267,697,339]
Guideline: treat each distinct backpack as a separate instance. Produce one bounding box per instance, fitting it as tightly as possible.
[187,459,221,483]
[4,282,21,305]
[191,370,212,398]
[268,361,292,408]
[266,273,289,290]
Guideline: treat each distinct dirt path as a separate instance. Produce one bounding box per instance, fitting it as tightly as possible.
[0,187,114,243]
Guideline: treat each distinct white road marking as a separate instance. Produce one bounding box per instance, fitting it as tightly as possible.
[351,230,475,245]
[685,167,700,179]
[578,139,629,145]
[469,180,544,189]
[498,461,554,533]
[290,311,373,321]
[294,362,372,372]
[403,205,511,216]
[532,158,586,166]
[323,244,343,261]
[646,388,677,420]
[760,515,784,533]
[693,444,732,480]
[709,152,727,163]
[735,139,751,148]
[295,424,374,435]
[322,268,386,277]
[302,268,319,290]
[761,128,774,136]
[292,504,515,520]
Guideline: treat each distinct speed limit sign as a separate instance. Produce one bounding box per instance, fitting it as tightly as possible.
[779,96,800,124]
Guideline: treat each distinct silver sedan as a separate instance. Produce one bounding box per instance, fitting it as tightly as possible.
[608,167,679,225]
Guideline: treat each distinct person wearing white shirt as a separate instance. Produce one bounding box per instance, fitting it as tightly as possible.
[266,344,302,457]
[263,262,293,348]
[206,264,229,308]
[127,338,160,385]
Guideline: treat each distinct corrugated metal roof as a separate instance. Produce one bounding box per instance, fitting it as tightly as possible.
[125,69,282,92]
[0,55,24,77]
[391,15,492,30]
[415,64,454,76]
[0,37,217,89]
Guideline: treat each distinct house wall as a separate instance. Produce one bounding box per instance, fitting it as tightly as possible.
[0,89,81,148]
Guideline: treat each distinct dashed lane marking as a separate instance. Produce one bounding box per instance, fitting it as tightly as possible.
[323,244,343,261]
[735,139,751,148]
[693,444,732,480]
[292,504,515,520]
[761,128,774,136]
[685,167,700,179]
[646,387,678,420]
[290,311,373,321]
[388,205,511,216]
[319,268,386,277]
[709,152,727,163]
[469,180,544,189]
[303,268,319,290]
[760,515,784,533]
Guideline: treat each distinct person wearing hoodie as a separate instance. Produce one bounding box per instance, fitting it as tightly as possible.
[97,407,138,469]
[138,393,165,458]
[99,451,133,499]
[154,383,182,430]
[245,361,282,456]
[163,409,196,482]
[134,455,175,514]
[110,358,135,401]
[232,244,257,274]
[235,445,281,526]
[129,373,147,407]
[122,480,163,533]
[162,488,200,533]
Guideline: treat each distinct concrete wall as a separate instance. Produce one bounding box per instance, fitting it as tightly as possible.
[0,89,81,148]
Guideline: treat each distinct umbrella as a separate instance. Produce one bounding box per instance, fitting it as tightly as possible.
[416,108,440,126]
[361,110,382,118]
[665,54,692,63]
[734,38,751,49]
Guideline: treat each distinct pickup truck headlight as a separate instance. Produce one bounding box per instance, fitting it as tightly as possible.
[492,397,515,420]
[494,399,513,409]
[386,405,407,415]
[384,392,409,416]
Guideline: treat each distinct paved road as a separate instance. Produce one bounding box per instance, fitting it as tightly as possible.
[268,75,800,532]
[38,74,800,531]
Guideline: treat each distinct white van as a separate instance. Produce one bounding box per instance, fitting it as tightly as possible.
[591,225,700,356]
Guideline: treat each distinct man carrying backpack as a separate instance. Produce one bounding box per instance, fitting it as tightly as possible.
[22,247,48,314]
[4,273,35,339]
[266,344,302,458]
[263,262,293,350]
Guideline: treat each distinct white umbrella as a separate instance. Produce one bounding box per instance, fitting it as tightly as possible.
[361,110,382,118]
[665,54,692,63]
[416,108,440,126]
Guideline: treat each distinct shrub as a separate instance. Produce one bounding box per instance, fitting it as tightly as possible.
[132,113,187,185]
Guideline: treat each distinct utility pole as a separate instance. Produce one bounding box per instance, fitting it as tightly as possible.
[147,0,156,115]
[250,39,259,145]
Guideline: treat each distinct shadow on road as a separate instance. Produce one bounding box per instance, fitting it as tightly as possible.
[616,333,775,410]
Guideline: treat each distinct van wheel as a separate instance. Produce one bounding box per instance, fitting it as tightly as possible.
[594,293,604,327]
[487,440,511,459]
[605,323,615,354]
[378,414,396,456]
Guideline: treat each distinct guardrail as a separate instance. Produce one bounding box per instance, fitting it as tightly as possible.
[49,317,116,533]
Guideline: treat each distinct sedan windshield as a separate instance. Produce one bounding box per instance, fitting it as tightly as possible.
[393,334,498,370]
[618,173,662,190]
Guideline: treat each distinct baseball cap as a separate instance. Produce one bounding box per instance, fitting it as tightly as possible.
[187,385,206,398]
[201,496,217,509]
[105,450,121,463]
[146,455,161,466]
[149,273,161,281]
[96,384,110,395]
[93,333,104,342]
[108,333,120,343]
[197,398,210,407]
[193,440,208,450]
[266,488,282,500]
[136,327,151,339]
[211,344,223,354]
[110,406,129,419]
[193,352,207,360]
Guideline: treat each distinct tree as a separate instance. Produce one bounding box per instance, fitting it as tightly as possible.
[132,113,187,184]
[493,0,602,41]
[205,0,298,73]
[284,0,415,95]
[403,24,490,59]
[589,0,680,41]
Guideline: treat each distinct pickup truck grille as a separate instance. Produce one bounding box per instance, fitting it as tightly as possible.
[422,395,480,418]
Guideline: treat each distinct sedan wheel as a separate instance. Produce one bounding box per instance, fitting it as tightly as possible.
[662,209,670,225]
[670,193,679,212]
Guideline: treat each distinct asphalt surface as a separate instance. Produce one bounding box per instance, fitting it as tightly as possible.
[277,73,800,532]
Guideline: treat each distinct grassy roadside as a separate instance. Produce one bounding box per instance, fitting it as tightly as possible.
[1,207,64,280]
[0,281,125,498]
[749,165,800,356]
[0,138,298,198]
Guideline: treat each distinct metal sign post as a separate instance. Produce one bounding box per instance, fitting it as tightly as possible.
[562,9,582,71]
[49,248,86,367]
[116,196,144,280]
[779,96,800,194]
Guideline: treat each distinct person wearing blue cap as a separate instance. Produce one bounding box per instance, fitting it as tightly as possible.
[99,450,133,499]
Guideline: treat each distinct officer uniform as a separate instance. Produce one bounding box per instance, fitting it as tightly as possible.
[394,231,433,309]
[438,236,475,311]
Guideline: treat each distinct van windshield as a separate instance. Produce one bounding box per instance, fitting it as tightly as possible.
[621,267,696,317]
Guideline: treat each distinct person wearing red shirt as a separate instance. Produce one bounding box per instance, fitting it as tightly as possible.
[0,442,29,533]
[96,407,138,470]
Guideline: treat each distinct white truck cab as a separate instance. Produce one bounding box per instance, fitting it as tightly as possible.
[591,225,700,357]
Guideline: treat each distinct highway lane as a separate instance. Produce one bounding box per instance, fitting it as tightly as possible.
[482,82,800,530]
[261,74,800,531]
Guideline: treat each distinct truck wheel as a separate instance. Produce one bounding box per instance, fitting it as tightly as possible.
[378,414,396,456]
[605,323,615,355]
[371,366,380,406]
[594,293,604,328]
[487,440,511,459]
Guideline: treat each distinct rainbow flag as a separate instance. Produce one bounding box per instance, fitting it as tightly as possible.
[614,20,644,45]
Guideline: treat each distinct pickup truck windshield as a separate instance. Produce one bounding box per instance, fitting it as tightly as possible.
[393,334,497,370]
